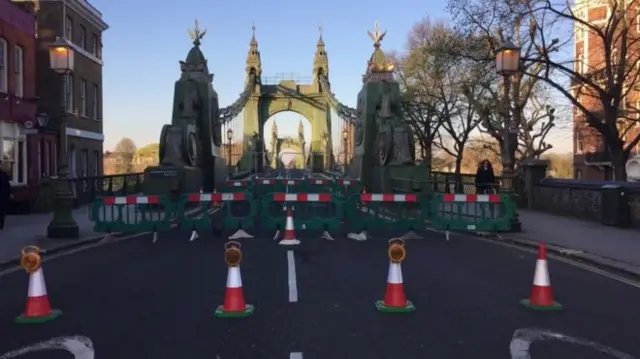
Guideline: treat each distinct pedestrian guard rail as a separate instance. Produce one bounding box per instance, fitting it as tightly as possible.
[89,189,518,235]
[247,178,363,198]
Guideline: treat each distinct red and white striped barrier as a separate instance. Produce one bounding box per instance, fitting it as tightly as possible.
[227,180,250,187]
[256,179,275,185]
[186,193,246,202]
[102,195,159,205]
[442,194,501,203]
[337,179,358,186]
[360,194,417,202]
[281,179,301,185]
[272,193,332,202]
[308,179,332,185]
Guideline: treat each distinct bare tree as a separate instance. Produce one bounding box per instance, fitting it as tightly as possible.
[452,0,640,179]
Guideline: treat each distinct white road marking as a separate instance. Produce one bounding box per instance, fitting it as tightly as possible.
[0,336,94,359]
[510,328,637,359]
[430,228,640,289]
[287,250,298,302]
[290,352,303,359]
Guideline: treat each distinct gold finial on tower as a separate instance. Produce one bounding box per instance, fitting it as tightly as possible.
[367,21,387,48]
[319,23,323,38]
[252,20,256,38]
[188,19,207,46]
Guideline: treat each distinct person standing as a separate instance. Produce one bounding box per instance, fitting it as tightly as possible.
[475,159,496,194]
[0,161,11,231]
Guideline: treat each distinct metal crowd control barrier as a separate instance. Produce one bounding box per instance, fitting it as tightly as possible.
[91,195,174,233]
[177,192,255,231]
[334,179,362,197]
[306,179,335,193]
[429,193,515,231]
[260,193,342,230]
[224,180,253,193]
[253,179,308,197]
[345,193,426,232]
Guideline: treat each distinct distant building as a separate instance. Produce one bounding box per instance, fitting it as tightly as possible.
[0,0,38,206]
[572,0,640,180]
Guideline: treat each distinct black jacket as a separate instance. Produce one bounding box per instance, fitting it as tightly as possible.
[0,170,11,204]
[475,167,496,187]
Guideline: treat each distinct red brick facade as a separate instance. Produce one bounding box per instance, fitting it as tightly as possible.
[572,2,640,180]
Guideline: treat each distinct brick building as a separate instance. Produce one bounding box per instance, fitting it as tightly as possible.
[572,0,640,180]
[0,0,38,205]
[20,0,109,183]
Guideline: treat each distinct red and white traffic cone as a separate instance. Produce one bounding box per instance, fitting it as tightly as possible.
[15,265,62,323]
[520,242,563,311]
[375,241,415,313]
[278,207,300,246]
[214,245,254,317]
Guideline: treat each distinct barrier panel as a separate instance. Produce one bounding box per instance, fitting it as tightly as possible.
[260,193,342,230]
[177,192,255,231]
[253,179,307,197]
[91,195,175,233]
[428,193,515,231]
[306,179,335,193]
[224,180,253,193]
[334,179,363,197]
[344,193,426,232]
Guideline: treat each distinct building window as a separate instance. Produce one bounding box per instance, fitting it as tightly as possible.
[0,123,27,185]
[0,38,7,93]
[91,34,100,58]
[576,48,585,73]
[13,45,23,98]
[81,149,88,177]
[43,140,50,176]
[65,16,73,40]
[65,73,74,113]
[80,78,87,116]
[93,84,100,120]
[79,25,86,49]
[576,131,584,153]
[93,150,100,176]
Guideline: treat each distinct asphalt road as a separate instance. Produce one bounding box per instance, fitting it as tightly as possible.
[1,226,639,359]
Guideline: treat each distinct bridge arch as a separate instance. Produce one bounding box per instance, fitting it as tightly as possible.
[263,111,311,169]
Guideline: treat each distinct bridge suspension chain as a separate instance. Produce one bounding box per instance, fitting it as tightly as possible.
[219,73,258,124]
[318,75,359,124]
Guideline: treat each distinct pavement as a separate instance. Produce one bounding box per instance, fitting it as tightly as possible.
[478,209,640,277]
[1,226,639,359]
[0,206,108,265]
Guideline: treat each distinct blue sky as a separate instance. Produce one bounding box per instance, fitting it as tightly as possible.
[95,0,571,155]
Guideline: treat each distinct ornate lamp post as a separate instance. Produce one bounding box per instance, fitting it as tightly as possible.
[495,41,521,193]
[47,37,79,239]
[226,128,233,168]
[342,129,349,173]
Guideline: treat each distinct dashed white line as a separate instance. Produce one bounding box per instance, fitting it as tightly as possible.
[287,250,298,302]
[290,352,303,359]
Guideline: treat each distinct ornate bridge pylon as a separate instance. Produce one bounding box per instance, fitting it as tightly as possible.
[217,25,358,173]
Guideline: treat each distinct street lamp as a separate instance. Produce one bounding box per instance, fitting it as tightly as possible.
[47,37,79,239]
[495,40,521,194]
[226,128,233,168]
[342,129,349,173]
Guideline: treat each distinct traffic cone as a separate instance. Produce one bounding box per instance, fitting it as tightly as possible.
[214,260,254,317]
[520,242,563,311]
[15,266,62,324]
[375,245,415,313]
[278,208,300,246]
